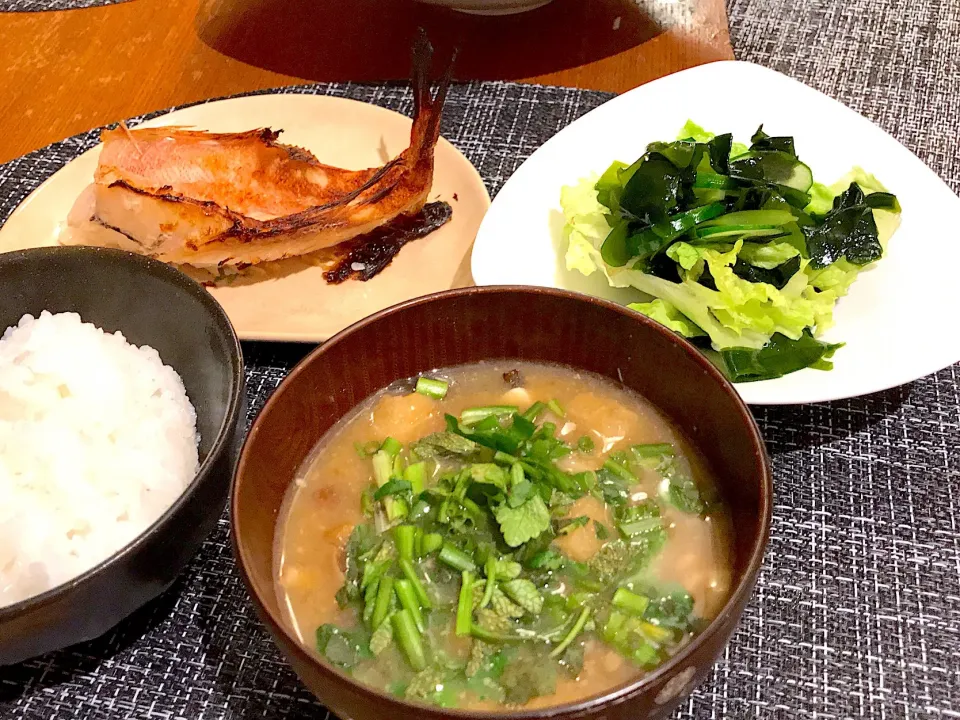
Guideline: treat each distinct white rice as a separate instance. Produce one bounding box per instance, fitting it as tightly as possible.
[0,311,199,608]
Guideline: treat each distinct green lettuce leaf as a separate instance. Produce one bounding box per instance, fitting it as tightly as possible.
[628,298,706,338]
[559,126,901,381]
[678,120,749,157]
[560,178,612,278]
[738,241,800,269]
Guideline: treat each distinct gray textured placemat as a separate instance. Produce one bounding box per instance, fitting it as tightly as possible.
[2,2,960,718]
[0,0,127,11]
[729,0,960,195]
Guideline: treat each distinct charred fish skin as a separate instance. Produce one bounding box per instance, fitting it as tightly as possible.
[71,32,453,270]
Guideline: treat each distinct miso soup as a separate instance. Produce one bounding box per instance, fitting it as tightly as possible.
[275,361,733,710]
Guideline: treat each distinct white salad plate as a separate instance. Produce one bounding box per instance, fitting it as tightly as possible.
[471,60,960,405]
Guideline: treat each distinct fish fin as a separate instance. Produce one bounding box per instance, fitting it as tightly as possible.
[409,29,455,152]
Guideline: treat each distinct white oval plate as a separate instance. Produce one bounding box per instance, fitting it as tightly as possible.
[0,93,490,343]
[472,60,960,405]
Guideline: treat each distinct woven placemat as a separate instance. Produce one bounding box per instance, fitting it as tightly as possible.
[0,0,128,11]
[729,0,960,195]
[2,3,960,718]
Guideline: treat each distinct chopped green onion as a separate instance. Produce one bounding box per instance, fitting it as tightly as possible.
[456,571,475,637]
[493,450,517,465]
[574,470,597,493]
[421,532,443,555]
[360,487,375,517]
[387,497,409,521]
[546,399,565,417]
[480,556,497,609]
[391,609,427,671]
[362,578,379,626]
[460,406,519,426]
[461,496,484,520]
[521,401,547,422]
[632,642,660,668]
[380,437,403,457]
[439,544,477,573]
[612,587,650,616]
[399,558,432,609]
[565,591,594,612]
[395,579,425,633]
[618,517,662,537]
[394,526,416,562]
[550,607,591,658]
[371,576,395,630]
[403,462,427,496]
[412,527,423,558]
[577,435,595,453]
[602,610,627,642]
[639,621,673,645]
[631,443,675,458]
[469,625,526,644]
[372,450,393,487]
[603,457,638,485]
[372,450,407,520]
[415,376,449,399]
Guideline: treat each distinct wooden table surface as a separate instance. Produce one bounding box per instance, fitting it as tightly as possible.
[0,0,732,164]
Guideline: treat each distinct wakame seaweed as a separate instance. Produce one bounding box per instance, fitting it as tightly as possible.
[567,122,900,382]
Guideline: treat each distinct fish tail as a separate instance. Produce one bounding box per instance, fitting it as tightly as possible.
[409,29,455,154]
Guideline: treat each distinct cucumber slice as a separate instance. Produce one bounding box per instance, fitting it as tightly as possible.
[695,225,786,240]
[730,151,814,192]
[701,210,796,227]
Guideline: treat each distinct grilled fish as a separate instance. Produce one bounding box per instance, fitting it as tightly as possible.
[66,35,451,270]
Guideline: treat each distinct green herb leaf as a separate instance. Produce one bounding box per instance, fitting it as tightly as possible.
[469,463,508,490]
[507,479,533,508]
[369,616,395,656]
[316,624,372,669]
[404,666,450,702]
[494,494,552,548]
[658,461,706,515]
[494,560,522,580]
[500,656,558,705]
[466,640,496,678]
[491,587,527,619]
[616,501,664,540]
[412,431,480,458]
[594,521,611,541]
[336,524,381,608]
[373,478,411,501]
[595,467,631,507]
[527,549,565,571]
[558,515,590,535]
[643,588,696,631]
[476,607,514,633]
[501,578,544,615]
